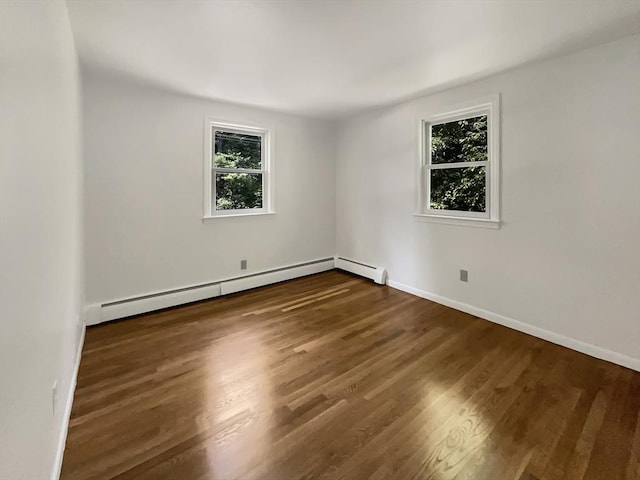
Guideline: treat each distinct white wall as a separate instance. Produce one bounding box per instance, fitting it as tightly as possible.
[336,35,640,366]
[83,74,336,306]
[0,1,84,479]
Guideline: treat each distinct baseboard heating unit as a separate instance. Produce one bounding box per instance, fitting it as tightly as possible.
[87,257,335,325]
[334,256,387,285]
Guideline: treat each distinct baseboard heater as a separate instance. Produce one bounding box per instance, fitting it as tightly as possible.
[334,256,387,285]
[87,257,335,325]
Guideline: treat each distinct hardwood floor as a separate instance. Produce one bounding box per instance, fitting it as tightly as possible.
[61,270,640,480]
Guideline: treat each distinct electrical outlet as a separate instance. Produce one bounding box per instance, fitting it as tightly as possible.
[460,269,468,282]
[52,380,58,415]
[240,259,247,270]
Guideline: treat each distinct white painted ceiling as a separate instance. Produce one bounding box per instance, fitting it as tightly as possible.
[67,0,640,118]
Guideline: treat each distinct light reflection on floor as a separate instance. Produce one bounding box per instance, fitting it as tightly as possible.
[205,329,274,478]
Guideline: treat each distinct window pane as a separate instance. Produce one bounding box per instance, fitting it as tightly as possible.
[214,130,261,169]
[430,166,486,212]
[215,172,263,210]
[431,115,487,164]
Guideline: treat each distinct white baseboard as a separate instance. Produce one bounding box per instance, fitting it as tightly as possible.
[334,256,387,285]
[88,258,335,325]
[220,259,335,295]
[388,279,640,372]
[84,304,102,327]
[50,324,85,480]
[100,283,222,324]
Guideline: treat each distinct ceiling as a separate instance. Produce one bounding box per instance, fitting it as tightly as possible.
[66,0,640,118]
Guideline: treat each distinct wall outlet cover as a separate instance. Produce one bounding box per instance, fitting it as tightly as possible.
[460,269,468,282]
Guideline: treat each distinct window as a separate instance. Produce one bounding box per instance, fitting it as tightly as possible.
[416,96,500,228]
[204,120,272,218]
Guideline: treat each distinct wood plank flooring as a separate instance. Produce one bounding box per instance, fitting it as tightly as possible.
[61,270,640,480]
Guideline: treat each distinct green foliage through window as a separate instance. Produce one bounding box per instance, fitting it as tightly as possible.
[429,115,487,212]
[213,130,264,210]
[430,167,485,212]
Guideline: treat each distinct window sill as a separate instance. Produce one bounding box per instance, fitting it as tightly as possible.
[413,213,500,229]
[202,212,276,222]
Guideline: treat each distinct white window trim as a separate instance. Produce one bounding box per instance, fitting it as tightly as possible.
[202,118,275,221]
[414,94,501,229]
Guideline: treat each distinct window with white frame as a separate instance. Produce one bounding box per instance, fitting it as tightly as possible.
[204,121,271,217]
[418,96,500,227]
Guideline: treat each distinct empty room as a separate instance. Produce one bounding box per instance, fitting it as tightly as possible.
[1,0,640,479]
